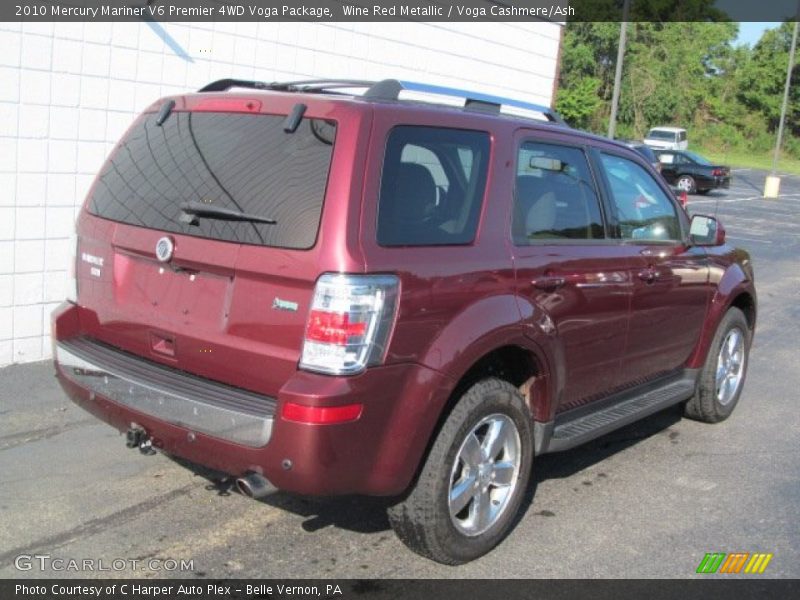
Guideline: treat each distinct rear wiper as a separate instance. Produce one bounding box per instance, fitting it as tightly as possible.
[179,202,277,225]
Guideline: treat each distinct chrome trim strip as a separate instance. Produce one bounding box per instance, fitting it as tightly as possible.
[56,342,274,448]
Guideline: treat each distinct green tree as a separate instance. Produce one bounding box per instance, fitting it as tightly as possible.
[736,22,800,136]
[618,22,738,137]
[555,17,800,158]
[555,76,603,128]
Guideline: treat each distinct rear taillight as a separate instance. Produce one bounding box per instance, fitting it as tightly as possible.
[300,274,399,375]
[712,168,725,177]
[66,230,78,303]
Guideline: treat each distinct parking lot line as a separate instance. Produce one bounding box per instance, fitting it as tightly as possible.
[727,236,773,244]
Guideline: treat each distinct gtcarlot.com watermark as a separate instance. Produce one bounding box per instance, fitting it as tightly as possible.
[14,553,194,573]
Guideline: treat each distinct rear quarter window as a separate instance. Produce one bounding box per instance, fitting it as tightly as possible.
[377,126,490,247]
[88,111,336,249]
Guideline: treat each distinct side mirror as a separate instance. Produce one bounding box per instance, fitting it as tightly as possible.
[689,214,725,246]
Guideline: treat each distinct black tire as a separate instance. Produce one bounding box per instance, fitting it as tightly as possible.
[677,175,697,194]
[387,378,533,565]
[684,307,751,423]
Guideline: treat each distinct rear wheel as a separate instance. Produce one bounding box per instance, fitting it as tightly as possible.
[684,307,750,423]
[677,175,697,194]
[387,378,533,564]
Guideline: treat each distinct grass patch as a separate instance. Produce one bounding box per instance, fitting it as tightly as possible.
[692,147,800,176]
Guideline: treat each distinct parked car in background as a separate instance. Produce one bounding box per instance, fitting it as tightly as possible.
[619,140,662,173]
[655,149,731,194]
[644,126,688,150]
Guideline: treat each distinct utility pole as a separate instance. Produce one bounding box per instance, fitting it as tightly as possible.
[765,6,800,197]
[772,20,799,173]
[607,0,631,139]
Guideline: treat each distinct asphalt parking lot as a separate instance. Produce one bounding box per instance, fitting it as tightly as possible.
[1,168,798,580]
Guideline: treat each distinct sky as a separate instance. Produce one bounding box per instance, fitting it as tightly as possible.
[736,22,781,46]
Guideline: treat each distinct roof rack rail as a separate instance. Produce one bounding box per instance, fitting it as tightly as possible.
[198,78,377,93]
[198,79,270,93]
[197,78,566,125]
[267,79,377,92]
[364,79,566,125]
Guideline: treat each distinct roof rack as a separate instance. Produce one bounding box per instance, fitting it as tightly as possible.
[197,78,566,125]
[199,79,270,92]
[366,80,565,125]
[198,78,376,93]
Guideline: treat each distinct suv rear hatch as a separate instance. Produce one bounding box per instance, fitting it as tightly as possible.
[72,94,356,398]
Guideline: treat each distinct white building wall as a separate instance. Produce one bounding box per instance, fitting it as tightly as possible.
[0,20,562,366]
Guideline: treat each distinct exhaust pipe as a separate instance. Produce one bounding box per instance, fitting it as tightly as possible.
[236,472,278,499]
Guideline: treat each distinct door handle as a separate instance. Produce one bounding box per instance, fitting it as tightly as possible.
[637,268,656,284]
[532,276,566,291]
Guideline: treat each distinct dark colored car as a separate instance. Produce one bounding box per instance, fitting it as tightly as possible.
[655,149,731,194]
[619,139,662,173]
[52,78,756,565]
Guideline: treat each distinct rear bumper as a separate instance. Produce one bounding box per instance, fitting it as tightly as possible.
[56,338,275,448]
[52,302,453,496]
[698,175,730,191]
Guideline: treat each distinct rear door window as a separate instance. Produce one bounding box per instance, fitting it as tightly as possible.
[88,111,336,249]
[377,126,490,246]
[513,142,605,243]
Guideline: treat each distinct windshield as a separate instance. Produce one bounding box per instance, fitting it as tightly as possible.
[646,129,678,141]
[88,111,336,249]
[684,151,713,166]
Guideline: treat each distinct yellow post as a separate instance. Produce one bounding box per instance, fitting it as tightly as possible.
[763,175,781,198]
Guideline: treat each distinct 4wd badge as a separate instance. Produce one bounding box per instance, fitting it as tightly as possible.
[272,298,299,312]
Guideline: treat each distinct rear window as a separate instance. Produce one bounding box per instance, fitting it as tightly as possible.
[377,126,490,247]
[685,151,712,166]
[88,111,336,249]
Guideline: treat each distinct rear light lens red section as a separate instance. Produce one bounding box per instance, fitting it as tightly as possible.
[300,274,400,376]
[281,402,363,424]
[712,168,725,177]
[306,310,368,346]
[194,98,262,113]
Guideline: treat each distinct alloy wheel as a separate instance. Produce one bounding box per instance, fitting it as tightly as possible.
[716,327,745,406]
[448,414,521,537]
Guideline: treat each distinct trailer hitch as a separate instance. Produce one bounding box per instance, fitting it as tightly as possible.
[125,424,156,455]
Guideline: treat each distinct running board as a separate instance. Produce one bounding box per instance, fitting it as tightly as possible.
[541,372,698,454]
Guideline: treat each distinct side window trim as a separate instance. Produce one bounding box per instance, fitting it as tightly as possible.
[586,146,624,240]
[592,148,690,244]
[512,137,611,246]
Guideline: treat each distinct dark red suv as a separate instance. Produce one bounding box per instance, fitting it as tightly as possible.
[52,79,756,564]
